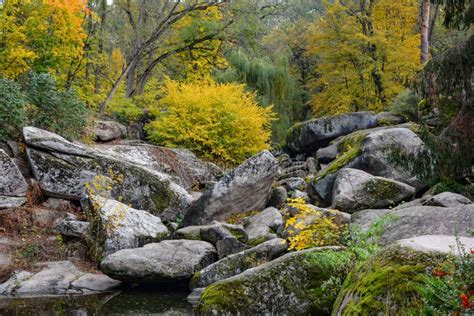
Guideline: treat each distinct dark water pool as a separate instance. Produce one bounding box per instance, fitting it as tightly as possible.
[0,287,195,315]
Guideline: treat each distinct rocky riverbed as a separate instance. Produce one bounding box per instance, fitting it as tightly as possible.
[1,112,473,315]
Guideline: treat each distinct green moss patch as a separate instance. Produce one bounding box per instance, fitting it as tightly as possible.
[332,246,449,315]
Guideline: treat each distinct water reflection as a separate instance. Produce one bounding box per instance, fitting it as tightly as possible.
[0,286,194,315]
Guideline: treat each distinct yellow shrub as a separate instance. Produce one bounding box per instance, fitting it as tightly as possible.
[285,198,345,251]
[145,78,275,165]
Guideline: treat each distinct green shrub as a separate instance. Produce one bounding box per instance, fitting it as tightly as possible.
[390,89,421,121]
[0,78,27,141]
[27,72,87,140]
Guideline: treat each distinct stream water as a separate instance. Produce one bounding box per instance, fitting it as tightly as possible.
[0,286,194,315]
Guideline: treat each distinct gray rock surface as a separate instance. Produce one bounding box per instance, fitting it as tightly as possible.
[91,197,170,256]
[315,144,339,163]
[352,204,474,245]
[56,220,90,239]
[280,177,307,192]
[183,151,278,226]
[92,120,127,142]
[396,235,474,256]
[94,143,222,190]
[0,262,120,296]
[424,192,472,207]
[0,149,28,208]
[24,126,192,221]
[100,240,217,283]
[332,168,416,213]
[70,273,121,292]
[351,127,426,189]
[197,247,351,315]
[191,238,288,289]
[268,186,288,208]
[200,221,249,259]
[286,112,377,153]
[245,207,283,245]
[0,196,27,209]
[0,149,28,196]
[41,198,78,213]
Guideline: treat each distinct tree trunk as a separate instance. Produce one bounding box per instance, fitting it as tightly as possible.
[421,0,431,63]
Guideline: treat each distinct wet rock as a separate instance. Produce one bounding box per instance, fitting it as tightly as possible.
[100,240,217,284]
[183,151,278,226]
[71,273,121,292]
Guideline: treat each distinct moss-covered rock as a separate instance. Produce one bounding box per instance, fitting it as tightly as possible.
[197,247,354,315]
[332,168,416,213]
[286,112,377,154]
[332,245,450,315]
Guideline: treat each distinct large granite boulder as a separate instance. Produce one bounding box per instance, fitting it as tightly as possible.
[333,237,473,315]
[351,204,473,245]
[286,112,377,154]
[197,247,353,315]
[310,127,426,205]
[88,197,170,258]
[0,149,28,209]
[183,151,279,226]
[100,240,217,284]
[190,238,288,289]
[0,261,120,296]
[92,120,127,142]
[95,144,222,190]
[24,126,192,221]
[332,168,415,213]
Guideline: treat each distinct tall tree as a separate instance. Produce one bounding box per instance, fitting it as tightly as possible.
[421,0,431,63]
[98,0,229,114]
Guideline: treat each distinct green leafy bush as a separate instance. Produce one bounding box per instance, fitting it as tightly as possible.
[0,78,27,141]
[390,89,421,121]
[27,72,87,140]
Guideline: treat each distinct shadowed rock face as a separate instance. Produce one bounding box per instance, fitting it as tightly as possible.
[183,151,279,226]
[100,240,217,284]
[286,112,377,154]
[23,126,192,221]
[0,149,28,208]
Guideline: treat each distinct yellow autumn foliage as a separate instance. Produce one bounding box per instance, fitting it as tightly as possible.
[285,198,346,251]
[0,0,88,81]
[308,0,420,116]
[145,78,275,165]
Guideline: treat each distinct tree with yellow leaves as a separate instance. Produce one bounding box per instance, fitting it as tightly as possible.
[145,78,275,165]
[0,0,88,82]
[308,0,420,116]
